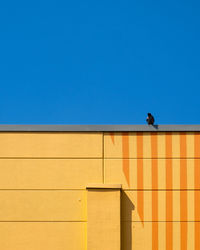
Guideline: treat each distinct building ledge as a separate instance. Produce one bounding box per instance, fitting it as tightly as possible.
[86,184,122,189]
[0,125,200,132]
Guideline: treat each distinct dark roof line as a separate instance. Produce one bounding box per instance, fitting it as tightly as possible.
[0,125,200,132]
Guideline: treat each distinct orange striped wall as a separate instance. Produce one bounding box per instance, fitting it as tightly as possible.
[104,132,200,250]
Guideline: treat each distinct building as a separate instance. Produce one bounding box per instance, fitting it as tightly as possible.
[0,125,199,250]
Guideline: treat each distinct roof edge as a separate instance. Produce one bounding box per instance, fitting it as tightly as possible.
[0,125,200,132]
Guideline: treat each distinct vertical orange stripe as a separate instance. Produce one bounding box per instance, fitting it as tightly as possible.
[122,133,130,186]
[194,133,200,250]
[180,133,187,188]
[110,132,115,144]
[151,133,158,250]
[166,133,173,250]
[137,132,144,224]
[180,133,187,250]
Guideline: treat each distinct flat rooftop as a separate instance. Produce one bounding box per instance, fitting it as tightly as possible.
[0,125,200,132]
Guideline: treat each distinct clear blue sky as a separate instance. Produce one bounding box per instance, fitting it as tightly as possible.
[0,0,199,125]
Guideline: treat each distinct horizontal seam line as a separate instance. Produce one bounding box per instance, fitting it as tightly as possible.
[121,221,200,223]
[0,189,199,191]
[0,221,87,223]
[0,189,87,191]
[0,157,199,159]
[123,189,200,191]
[104,157,200,159]
[0,189,198,191]
[0,157,102,159]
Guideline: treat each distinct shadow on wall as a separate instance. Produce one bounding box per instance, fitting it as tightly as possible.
[121,191,135,250]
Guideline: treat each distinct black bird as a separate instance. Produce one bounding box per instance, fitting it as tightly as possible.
[146,113,155,125]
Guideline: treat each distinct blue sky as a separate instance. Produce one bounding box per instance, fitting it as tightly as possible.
[0,0,199,124]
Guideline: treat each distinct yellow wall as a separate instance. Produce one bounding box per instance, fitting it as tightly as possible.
[0,132,102,250]
[0,131,199,250]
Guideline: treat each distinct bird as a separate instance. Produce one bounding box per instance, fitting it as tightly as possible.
[146,113,155,125]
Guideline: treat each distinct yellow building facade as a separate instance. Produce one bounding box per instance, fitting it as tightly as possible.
[0,125,199,250]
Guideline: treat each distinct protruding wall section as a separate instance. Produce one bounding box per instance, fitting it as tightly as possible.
[87,184,121,250]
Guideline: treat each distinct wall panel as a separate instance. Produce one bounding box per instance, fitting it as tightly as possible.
[122,222,197,250]
[0,159,102,189]
[0,133,102,158]
[104,132,195,158]
[122,190,197,222]
[0,190,86,221]
[0,222,86,250]
[105,159,196,189]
